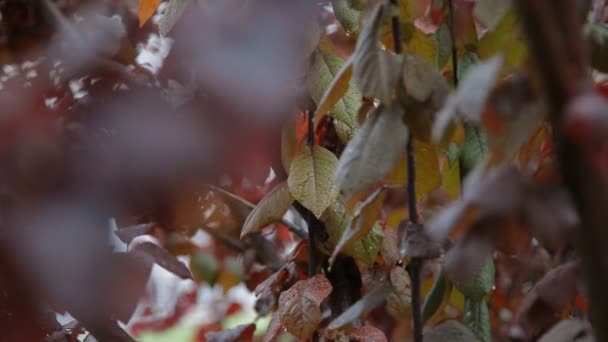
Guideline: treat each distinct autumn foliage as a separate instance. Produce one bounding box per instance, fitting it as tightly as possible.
[0,0,607,341]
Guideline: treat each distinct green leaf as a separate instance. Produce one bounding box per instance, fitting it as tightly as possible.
[422,271,453,324]
[353,3,401,104]
[478,9,527,71]
[241,182,294,237]
[402,24,438,65]
[308,42,362,142]
[423,320,478,342]
[461,123,488,172]
[190,251,219,284]
[331,0,362,35]
[433,22,453,69]
[288,146,339,218]
[334,104,408,199]
[473,0,513,32]
[316,58,354,120]
[463,298,491,342]
[322,201,384,266]
[454,256,495,300]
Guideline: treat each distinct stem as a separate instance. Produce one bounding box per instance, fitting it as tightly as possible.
[448,0,459,86]
[389,1,422,340]
[305,110,318,279]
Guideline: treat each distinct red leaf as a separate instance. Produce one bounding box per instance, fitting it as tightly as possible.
[138,0,163,27]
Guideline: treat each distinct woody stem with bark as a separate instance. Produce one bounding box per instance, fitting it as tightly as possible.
[389,0,422,340]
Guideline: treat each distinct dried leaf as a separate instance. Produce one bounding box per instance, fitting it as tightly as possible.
[241,182,294,237]
[131,242,192,279]
[254,263,299,316]
[288,145,339,218]
[335,105,409,198]
[278,275,333,340]
[329,188,387,266]
[328,280,392,329]
[353,3,401,103]
[423,320,477,342]
[137,0,162,27]
[205,324,256,342]
[432,54,503,142]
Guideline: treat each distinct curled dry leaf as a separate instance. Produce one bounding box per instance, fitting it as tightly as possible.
[205,323,256,342]
[511,261,584,340]
[254,262,299,315]
[278,274,333,340]
[334,105,409,199]
[288,145,339,218]
[353,2,401,104]
[241,181,294,237]
[329,188,386,266]
[432,54,504,142]
[423,320,478,342]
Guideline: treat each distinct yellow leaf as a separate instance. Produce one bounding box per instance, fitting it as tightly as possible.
[441,157,461,200]
[241,182,294,238]
[316,58,354,121]
[403,24,438,65]
[138,0,162,27]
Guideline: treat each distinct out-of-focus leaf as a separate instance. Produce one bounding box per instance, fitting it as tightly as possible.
[423,320,477,342]
[328,280,392,329]
[402,24,438,65]
[350,325,388,342]
[422,271,453,324]
[587,23,608,72]
[399,0,418,23]
[159,0,191,36]
[353,3,401,104]
[329,188,387,266]
[385,139,442,201]
[309,41,362,141]
[450,256,494,301]
[432,54,503,142]
[131,242,192,279]
[288,145,339,218]
[460,123,488,172]
[278,274,333,340]
[241,182,294,237]
[401,222,442,259]
[478,9,527,70]
[262,312,284,342]
[137,0,162,27]
[463,299,491,342]
[335,105,408,198]
[474,0,512,32]
[381,226,400,266]
[441,152,462,199]
[400,53,450,143]
[217,257,244,292]
[281,119,296,173]
[433,23,453,68]
[323,201,384,266]
[206,324,256,342]
[452,0,478,50]
[537,319,594,342]
[114,223,157,245]
[511,261,583,340]
[316,58,354,120]
[386,266,412,318]
[190,251,219,284]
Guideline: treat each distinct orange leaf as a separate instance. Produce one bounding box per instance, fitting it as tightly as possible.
[138,0,163,27]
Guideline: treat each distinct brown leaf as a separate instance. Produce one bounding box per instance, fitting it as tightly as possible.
[254,262,299,316]
[381,226,400,267]
[350,325,388,342]
[130,241,192,279]
[511,261,584,340]
[262,312,284,342]
[278,274,333,339]
[386,266,412,319]
[205,323,256,342]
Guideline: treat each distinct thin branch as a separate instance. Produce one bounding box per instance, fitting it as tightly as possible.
[448,0,459,87]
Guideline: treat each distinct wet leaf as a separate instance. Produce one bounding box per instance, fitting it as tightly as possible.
[137,0,162,27]
[463,299,490,342]
[131,242,192,279]
[329,188,387,266]
[254,263,299,316]
[323,201,384,267]
[423,320,477,342]
[278,274,333,340]
[328,280,392,329]
[316,59,354,121]
[350,325,388,342]
[288,145,339,218]
[335,105,409,198]
[309,41,362,141]
[205,324,255,342]
[353,3,401,104]
[432,54,503,142]
[421,271,453,324]
[241,182,294,237]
